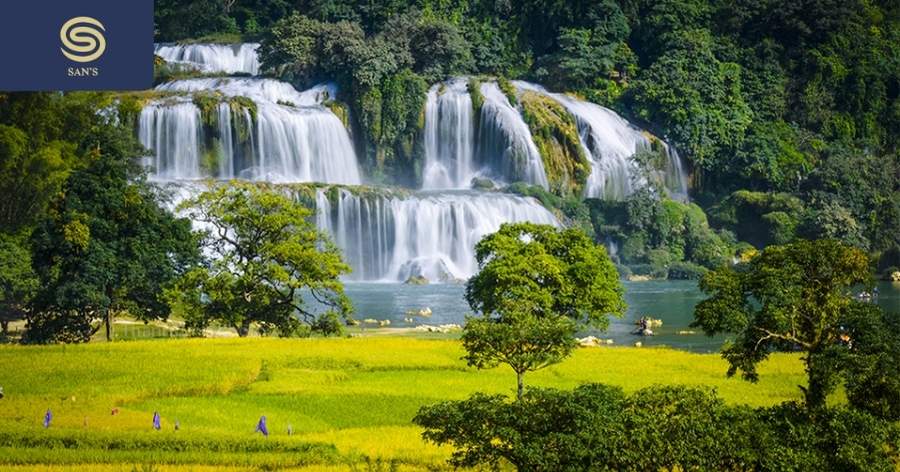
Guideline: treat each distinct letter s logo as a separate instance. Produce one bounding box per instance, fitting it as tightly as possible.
[60,17,106,63]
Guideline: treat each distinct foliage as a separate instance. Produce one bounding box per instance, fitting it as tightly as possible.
[155,0,292,41]
[0,234,38,335]
[25,123,197,344]
[416,382,900,471]
[463,223,624,398]
[710,190,805,247]
[591,190,733,277]
[172,182,352,337]
[693,239,871,409]
[0,93,100,234]
[839,304,900,421]
[534,0,635,93]
[630,29,752,171]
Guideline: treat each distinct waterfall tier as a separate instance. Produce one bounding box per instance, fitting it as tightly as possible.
[140,78,361,184]
[422,78,549,190]
[154,43,261,75]
[314,188,560,282]
[513,81,689,200]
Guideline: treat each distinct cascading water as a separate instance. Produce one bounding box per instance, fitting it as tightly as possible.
[315,188,560,282]
[154,43,261,75]
[477,83,548,189]
[422,78,549,190]
[141,77,361,184]
[513,81,689,200]
[422,79,476,189]
[144,48,689,285]
[139,100,203,180]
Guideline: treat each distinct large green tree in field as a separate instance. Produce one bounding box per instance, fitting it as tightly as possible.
[173,182,352,337]
[27,125,198,344]
[692,239,871,409]
[464,223,625,399]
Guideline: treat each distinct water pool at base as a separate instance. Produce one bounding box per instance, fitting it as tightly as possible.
[343,280,900,353]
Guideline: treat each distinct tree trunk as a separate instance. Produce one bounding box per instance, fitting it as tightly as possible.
[105,308,112,342]
[237,320,252,337]
[1,320,8,337]
[803,352,829,412]
[516,371,525,401]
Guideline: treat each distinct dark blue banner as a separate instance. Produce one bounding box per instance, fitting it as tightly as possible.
[0,0,154,91]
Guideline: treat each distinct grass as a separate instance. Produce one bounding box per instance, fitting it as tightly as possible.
[0,337,806,470]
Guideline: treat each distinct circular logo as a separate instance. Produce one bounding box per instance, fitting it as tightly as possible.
[60,16,106,63]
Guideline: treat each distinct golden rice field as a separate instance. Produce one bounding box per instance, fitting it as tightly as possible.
[0,336,806,470]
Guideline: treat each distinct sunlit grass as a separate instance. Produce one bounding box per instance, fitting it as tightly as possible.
[0,337,806,469]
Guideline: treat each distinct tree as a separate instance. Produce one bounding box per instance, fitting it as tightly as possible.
[0,92,101,234]
[537,0,634,90]
[174,182,352,337]
[839,303,900,421]
[464,223,625,399]
[692,239,870,410]
[0,234,38,338]
[27,124,198,343]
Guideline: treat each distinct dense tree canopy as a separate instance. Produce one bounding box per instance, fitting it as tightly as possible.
[692,239,873,409]
[415,383,900,471]
[26,125,198,343]
[172,182,352,337]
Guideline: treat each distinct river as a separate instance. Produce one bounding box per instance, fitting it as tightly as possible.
[344,280,900,352]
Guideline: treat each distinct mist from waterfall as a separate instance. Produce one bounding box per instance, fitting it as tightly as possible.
[422,78,549,190]
[513,81,689,200]
[315,189,560,282]
[154,43,261,75]
[141,78,361,184]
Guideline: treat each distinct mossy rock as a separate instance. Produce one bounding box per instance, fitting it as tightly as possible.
[404,275,429,285]
[497,77,518,106]
[324,100,351,129]
[468,78,483,131]
[520,91,590,196]
[114,90,183,127]
[471,177,495,190]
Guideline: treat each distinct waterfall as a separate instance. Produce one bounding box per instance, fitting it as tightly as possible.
[478,83,549,189]
[154,43,261,75]
[422,79,476,189]
[139,100,203,180]
[315,189,560,282]
[513,81,689,200]
[422,78,549,190]
[141,78,361,184]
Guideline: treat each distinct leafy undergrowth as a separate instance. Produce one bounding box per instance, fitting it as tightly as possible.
[0,337,805,469]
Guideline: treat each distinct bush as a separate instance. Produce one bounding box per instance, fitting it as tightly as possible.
[415,384,900,471]
[667,261,708,280]
[628,263,667,279]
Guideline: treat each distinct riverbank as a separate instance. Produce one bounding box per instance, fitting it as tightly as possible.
[0,337,805,470]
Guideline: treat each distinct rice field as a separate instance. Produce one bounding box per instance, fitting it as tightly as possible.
[0,337,806,470]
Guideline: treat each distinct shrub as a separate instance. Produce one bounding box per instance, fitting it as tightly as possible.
[416,384,900,471]
[667,261,708,280]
